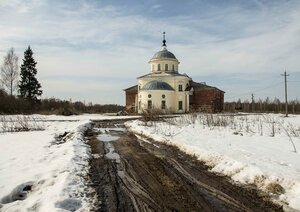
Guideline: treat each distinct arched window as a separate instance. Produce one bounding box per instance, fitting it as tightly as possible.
[172,64,175,71]
[158,64,161,71]
[165,64,168,71]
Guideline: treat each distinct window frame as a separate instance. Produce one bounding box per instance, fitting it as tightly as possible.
[178,84,183,92]
[161,100,166,109]
[178,101,183,110]
[147,100,152,109]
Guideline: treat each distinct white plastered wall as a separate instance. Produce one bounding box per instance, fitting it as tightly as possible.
[137,76,190,113]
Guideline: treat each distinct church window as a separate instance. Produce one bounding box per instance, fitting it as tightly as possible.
[148,100,152,109]
[162,94,165,99]
[161,100,166,109]
[148,94,151,98]
[165,64,168,71]
[158,64,161,71]
[178,84,183,92]
[178,101,183,110]
[172,64,175,71]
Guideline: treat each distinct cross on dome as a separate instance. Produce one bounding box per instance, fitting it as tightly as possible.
[162,32,166,47]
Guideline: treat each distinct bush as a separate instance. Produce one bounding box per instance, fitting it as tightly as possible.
[140,108,165,122]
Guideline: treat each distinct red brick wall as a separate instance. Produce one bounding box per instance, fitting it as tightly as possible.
[125,86,137,112]
[190,88,224,113]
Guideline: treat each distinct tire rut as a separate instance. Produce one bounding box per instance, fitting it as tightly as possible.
[86,119,283,212]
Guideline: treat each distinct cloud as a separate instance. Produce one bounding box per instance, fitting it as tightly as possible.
[171,2,300,75]
[0,0,299,103]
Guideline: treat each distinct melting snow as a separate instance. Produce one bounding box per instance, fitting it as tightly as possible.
[0,114,134,211]
[126,113,300,211]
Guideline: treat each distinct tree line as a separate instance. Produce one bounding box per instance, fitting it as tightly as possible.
[0,46,123,115]
[224,98,300,114]
[1,46,42,102]
[0,92,123,115]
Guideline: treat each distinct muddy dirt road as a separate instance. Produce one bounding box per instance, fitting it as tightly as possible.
[86,119,283,212]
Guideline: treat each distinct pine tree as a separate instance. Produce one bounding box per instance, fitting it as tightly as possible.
[19,46,42,101]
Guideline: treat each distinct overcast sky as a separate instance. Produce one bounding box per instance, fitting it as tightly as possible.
[0,0,299,104]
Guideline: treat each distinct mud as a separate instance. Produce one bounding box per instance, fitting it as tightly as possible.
[86,119,283,212]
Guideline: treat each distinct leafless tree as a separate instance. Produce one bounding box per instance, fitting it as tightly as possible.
[1,48,19,96]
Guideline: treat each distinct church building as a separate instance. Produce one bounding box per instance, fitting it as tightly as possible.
[124,33,224,114]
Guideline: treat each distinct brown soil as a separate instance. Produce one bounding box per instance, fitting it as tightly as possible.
[86,119,283,212]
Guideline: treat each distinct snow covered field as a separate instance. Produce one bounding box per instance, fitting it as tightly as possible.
[0,114,130,212]
[1,113,300,211]
[126,113,300,211]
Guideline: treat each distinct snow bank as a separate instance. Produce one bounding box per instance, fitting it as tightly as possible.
[0,116,94,211]
[126,114,300,210]
[0,114,138,211]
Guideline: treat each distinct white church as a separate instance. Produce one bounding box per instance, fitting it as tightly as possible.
[124,33,224,114]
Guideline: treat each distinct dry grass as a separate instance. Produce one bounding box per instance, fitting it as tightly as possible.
[0,115,44,133]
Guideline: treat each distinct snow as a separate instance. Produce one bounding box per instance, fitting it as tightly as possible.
[126,113,300,210]
[1,113,299,210]
[0,114,132,211]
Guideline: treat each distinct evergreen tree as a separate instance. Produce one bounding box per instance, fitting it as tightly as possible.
[19,46,42,101]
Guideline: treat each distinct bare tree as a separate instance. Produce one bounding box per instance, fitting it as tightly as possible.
[1,48,19,96]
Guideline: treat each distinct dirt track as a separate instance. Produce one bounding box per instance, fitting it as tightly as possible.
[86,119,283,212]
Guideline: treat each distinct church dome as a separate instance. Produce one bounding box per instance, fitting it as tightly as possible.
[141,81,174,91]
[152,48,177,60]
[150,32,177,60]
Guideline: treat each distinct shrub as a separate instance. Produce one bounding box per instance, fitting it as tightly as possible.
[140,108,165,122]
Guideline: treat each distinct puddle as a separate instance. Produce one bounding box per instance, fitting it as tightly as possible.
[105,142,120,163]
[97,134,120,142]
[94,123,125,175]
[94,127,126,134]
[118,170,125,178]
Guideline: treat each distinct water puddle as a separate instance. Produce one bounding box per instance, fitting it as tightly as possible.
[94,127,126,134]
[105,142,120,163]
[97,134,120,142]
[95,124,125,177]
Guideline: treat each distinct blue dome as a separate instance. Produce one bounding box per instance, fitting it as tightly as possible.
[141,81,174,91]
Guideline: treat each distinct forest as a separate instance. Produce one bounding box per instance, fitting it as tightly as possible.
[224,98,300,114]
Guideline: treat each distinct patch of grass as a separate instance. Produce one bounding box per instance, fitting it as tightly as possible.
[265,182,285,195]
